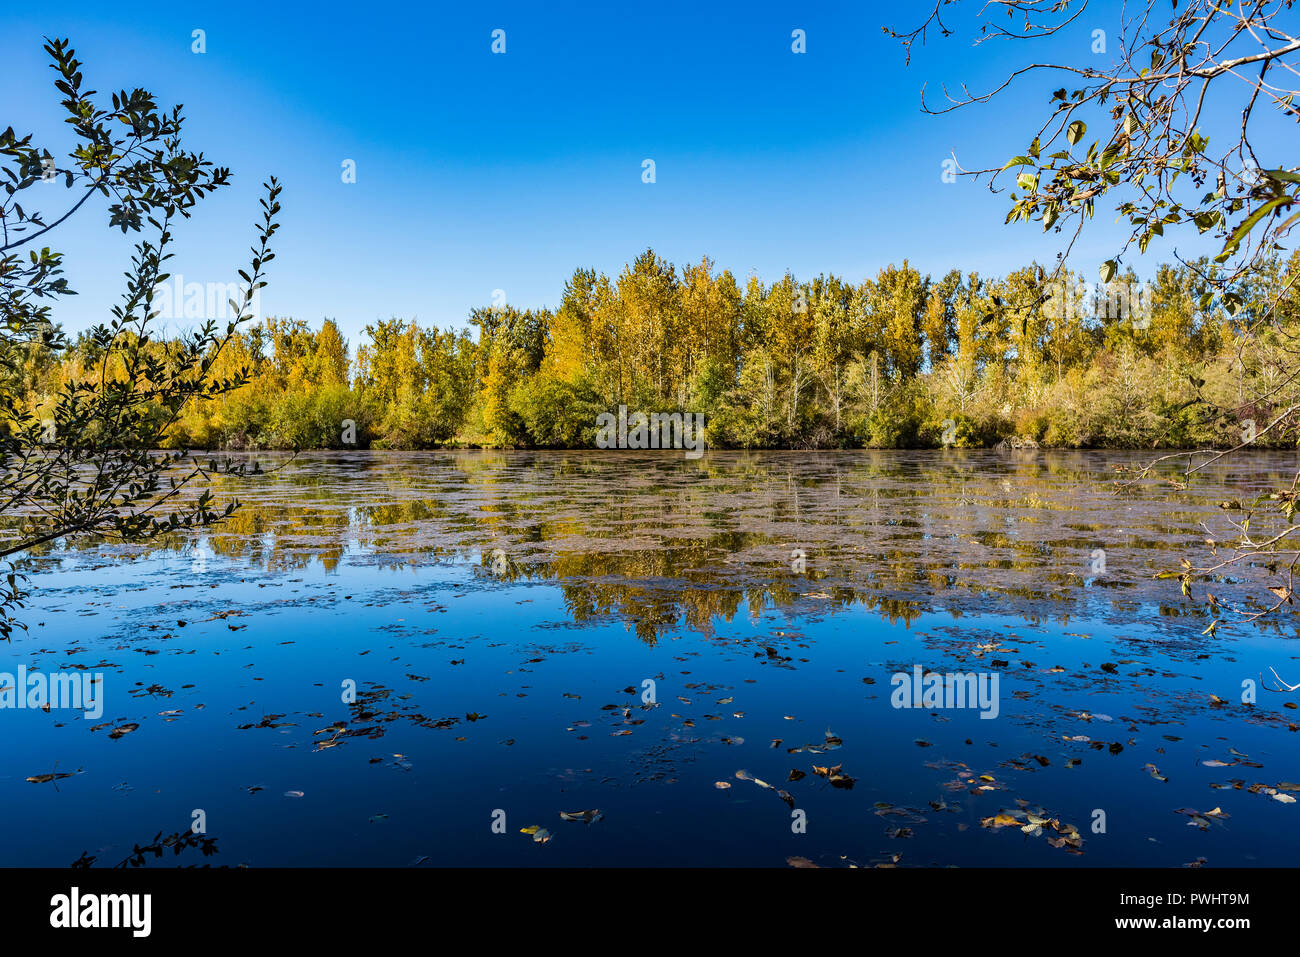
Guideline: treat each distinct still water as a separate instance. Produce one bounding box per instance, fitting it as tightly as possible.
[4,450,1299,867]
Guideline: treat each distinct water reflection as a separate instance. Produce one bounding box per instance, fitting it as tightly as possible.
[13,450,1298,642]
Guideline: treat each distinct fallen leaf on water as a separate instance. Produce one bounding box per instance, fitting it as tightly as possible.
[1175,807,1228,828]
[736,769,773,789]
[983,806,1083,850]
[519,826,552,844]
[559,809,602,823]
[811,763,856,789]
[985,812,1023,828]
[26,769,80,784]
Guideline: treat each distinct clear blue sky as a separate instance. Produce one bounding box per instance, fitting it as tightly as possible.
[2,0,1280,340]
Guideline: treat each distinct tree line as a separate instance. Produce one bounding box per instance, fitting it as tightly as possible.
[9,248,1300,452]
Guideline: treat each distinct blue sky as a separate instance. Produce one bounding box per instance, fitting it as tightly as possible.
[2,0,1282,340]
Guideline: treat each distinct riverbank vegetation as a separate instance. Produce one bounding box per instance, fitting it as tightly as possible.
[8,250,1300,452]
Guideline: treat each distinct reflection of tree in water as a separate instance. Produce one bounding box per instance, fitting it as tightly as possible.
[10,449,1300,640]
[534,544,927,644]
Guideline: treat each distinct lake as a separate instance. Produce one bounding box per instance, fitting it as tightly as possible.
[4,450,1299,867]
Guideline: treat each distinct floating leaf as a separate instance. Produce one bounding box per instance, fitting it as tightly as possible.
[559,809,602,823]
[26,769,79,784]
[811,763,856,789]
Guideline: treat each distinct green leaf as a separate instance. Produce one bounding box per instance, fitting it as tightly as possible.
[1217,196,1290,262]
[1263,169,1300,185]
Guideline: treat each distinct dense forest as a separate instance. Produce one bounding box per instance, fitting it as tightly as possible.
[11,249,1300,452]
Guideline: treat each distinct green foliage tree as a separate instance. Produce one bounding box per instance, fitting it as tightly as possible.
[0,39,281,639]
